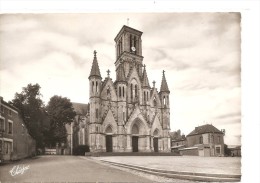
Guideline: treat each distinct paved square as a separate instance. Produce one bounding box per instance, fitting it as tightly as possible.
[93,156,241,175]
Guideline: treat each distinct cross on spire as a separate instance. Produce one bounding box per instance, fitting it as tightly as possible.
[153,80,156,88]
[107,69,110,77]
[94,50,97,57]
[163,70,165,75]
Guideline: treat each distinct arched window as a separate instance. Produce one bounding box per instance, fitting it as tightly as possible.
[153,129,159,136]
[163,96,166,106]
[153,97,157,107]
[96,109,98,119]
[135,85,138,98]
[211,135,214,143]
[92,81,94,93]
[119,87,121,97]
[123,87,125,97]
[144,91,146,103]
[96,81,98,93]
[147,91,149,101]
[131,84,133,100]
[132,124,139,135]
[105,126,113,134]
[130,34,132,51]
[134,36,136,47]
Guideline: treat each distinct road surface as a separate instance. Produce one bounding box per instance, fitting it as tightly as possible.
[0,155,151,182]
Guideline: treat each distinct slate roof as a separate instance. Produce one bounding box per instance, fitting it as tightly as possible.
[187,124,224,136]
[72,102,89,115]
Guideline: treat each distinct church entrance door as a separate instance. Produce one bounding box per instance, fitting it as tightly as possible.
[154,137,159,152]
[106,135,113,152]
[132,136,139,152]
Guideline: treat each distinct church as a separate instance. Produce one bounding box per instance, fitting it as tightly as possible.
[70,25,171,153]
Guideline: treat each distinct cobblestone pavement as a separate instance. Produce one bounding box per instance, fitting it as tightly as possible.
[92,156,241,175]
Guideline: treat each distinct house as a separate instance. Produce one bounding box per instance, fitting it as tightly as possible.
[179,124,225,157]
[229,145,241,157]
[170,130,187,152]
[0,96,36,162]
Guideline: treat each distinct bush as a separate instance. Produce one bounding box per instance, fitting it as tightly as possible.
[73,145,90,155]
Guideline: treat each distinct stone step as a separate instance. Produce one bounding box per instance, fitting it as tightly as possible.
[85,152,180,156]
[101,160,241,182]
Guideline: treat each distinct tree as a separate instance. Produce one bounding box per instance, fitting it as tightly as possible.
[11,83,47,149]
[224,144,231,156]
[46,95,76,146]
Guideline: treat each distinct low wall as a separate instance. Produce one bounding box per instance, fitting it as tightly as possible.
[180,147,199,156]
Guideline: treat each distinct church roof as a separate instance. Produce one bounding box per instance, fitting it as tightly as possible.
[142,65,150,88]
[89,50,101,79]
[116,62,126,82]
[72,102,89,115]
[187,124,224,137]
[160,70,170,93]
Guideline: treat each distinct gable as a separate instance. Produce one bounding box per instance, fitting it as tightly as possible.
[102,109,117,134]
[151,113,163,134]
[127,65,142,87]
[150,88,162,108]
[100,78,117,101]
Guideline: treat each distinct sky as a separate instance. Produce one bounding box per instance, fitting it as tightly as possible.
[0,13,241,145]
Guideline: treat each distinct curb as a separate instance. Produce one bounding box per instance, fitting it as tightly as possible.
[100,160,241,182]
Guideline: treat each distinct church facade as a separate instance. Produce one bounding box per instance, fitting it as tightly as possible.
[88,25,171,153]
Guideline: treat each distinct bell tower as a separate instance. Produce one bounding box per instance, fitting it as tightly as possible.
[114,25,144,77]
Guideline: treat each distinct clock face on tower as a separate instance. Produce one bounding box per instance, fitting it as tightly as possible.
[131,46,136,52]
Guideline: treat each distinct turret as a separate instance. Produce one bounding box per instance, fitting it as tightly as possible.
[159,70,170,108]
[88,50,102,152]
[89,50,102,98]
[142,65,151,105]
[115,61,127,126]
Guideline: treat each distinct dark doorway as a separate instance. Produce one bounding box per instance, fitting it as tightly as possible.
[106,135,113,152]
[61,149,64,155]
[154,137,158,152]
[132,136,139,152]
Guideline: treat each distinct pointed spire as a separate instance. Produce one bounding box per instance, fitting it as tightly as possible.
[89,50,101,79]
[160,70,170,92]
[116,62,126,82]
[142,65,150,88]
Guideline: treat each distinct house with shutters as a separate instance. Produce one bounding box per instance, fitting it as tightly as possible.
[179,124,225,156]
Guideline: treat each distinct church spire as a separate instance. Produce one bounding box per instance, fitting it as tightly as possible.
[89,50,101,79]
[160,70,170,93]
[142,65,150,88]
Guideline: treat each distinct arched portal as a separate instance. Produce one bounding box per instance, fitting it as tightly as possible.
[131,123,139,152]
[153,129,159,152]
[105,125,113,152]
